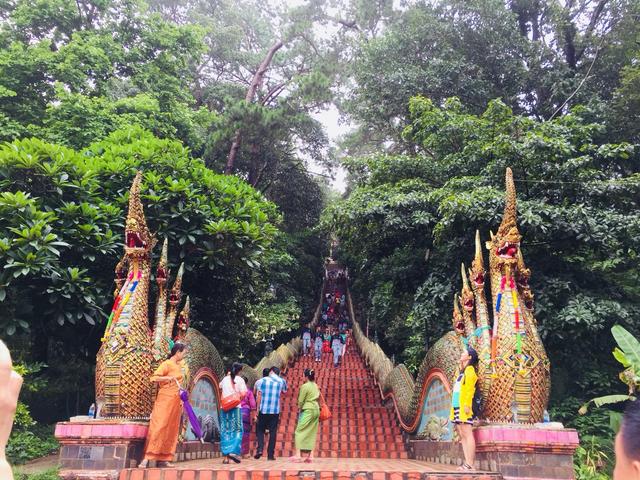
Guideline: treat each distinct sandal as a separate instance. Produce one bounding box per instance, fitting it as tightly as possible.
[457,463,474,471]
[158,461,175,468]
[304,457,313,463]
[229,454,241,464]
[289,456,302,463]
[138,460,149,469]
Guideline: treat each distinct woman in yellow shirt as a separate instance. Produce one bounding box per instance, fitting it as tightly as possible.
[449,347,478,471]
[139,343,189,468]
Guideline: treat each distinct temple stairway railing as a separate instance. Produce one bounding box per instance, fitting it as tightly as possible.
[345,287,426,433]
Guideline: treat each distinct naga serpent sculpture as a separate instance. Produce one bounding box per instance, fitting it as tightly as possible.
[95,172,301,419]
[351,168,551,434]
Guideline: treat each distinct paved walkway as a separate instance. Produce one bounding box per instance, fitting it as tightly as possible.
[117,458,502,480]
[177,457,474,472]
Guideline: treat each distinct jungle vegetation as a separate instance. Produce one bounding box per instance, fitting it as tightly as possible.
[0,0,639,477]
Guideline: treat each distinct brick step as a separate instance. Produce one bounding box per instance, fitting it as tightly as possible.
[118,464,502,480]
[254,345,409,459]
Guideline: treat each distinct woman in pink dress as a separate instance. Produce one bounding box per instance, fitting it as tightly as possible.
[240,376,256,458]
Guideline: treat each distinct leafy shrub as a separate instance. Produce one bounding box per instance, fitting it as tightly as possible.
[573,435,614,480]
[6,429,58,465]
[7,362,58,465]
[13,467,60,480]
[550,397,613,438]
[0,127,281,358]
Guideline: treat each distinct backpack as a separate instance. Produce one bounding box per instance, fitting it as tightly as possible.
[463,367,482,419]
[471,388,483,419]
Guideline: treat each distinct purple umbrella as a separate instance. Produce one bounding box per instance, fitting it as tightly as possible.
[176,381,204,442]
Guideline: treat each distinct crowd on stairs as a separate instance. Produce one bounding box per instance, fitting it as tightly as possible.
[210,266,409,466]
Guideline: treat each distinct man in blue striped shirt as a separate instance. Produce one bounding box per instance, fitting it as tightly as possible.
[254,366,287,460]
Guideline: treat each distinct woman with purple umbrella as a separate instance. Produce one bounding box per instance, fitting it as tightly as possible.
[139,343,189,468]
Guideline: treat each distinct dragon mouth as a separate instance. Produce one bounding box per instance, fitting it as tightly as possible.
[473,272,484,287]
[525,299,534,310]
[454,321,465,333]
[463,299,474,311]
[496,241,518,259]
[125,231,145,249]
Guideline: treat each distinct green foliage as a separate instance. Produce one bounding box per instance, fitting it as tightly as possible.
[324,97,640,390]
[343,0,640,151]
[580,325,640,414]
[0,0,214,154]
[551,398,613,438]
[13,467,60,480]
[7,362,58,465]
[573,436,614,480]
[0,127,280,357]
[6,429,59,465]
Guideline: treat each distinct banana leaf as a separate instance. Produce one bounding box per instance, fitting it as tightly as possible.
[612,325,640,369]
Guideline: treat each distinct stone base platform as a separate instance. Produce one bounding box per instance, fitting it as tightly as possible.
[55,420,149,479]
[118,458,502,480]
[411,424,579,480]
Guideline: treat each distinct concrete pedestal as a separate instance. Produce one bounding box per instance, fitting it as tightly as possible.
[55,420,148,479]
[411,423,580,480]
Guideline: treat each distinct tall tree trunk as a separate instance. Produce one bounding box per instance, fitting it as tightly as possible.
[225,40,285,175]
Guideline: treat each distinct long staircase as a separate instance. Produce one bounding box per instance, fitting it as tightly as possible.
[118,273,503,479]
[275,347,408,459]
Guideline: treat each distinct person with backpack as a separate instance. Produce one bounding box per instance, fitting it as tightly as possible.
[449,347,478,471]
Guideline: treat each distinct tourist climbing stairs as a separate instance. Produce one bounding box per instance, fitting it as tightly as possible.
[275,346,408,459]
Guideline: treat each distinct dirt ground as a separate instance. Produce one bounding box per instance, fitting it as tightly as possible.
[13,454,59,474]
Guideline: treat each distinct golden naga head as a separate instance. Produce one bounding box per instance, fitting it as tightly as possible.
[452,294,465,335]
[491,168,521,268]
[124,172,153,253]
[522,289,535,311]
[469,230,486,289]
[460,263,474,312]
[177,297,190,333]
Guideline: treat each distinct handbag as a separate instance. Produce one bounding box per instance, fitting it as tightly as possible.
[221,379,241,412]
[318,392,331,422]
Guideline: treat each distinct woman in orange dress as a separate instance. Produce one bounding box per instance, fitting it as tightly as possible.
[139,343,189,468]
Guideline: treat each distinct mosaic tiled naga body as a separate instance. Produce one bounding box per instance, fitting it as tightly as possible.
[95,173,225,419]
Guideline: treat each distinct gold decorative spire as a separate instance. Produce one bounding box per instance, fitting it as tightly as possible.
[169,263,184,306]
[498,167,517,236]
[472,230,484,274]
[452,294,464,334]
[176,296,191,341]
[156,238,169,286]
[125,172,152,250]
[460,265,476,341]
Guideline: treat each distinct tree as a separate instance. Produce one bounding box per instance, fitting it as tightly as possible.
[0,126,280,353]
[341,0,640,151]
[0,0,216,154]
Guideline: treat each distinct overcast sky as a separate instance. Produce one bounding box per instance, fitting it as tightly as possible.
[307,105,348,193]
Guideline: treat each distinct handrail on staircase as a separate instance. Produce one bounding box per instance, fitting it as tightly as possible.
[345,287,425,433]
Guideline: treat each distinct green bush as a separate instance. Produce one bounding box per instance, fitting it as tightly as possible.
[12,467,60,480]
[574,435,614,480]
[6,428,58,465]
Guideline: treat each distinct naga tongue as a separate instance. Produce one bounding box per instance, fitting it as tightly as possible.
[507,245,517,257]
